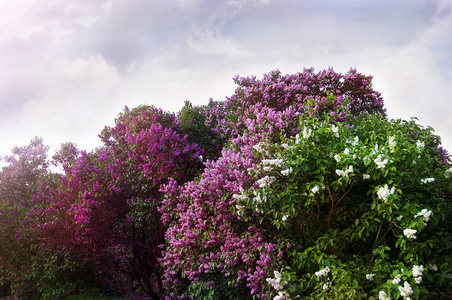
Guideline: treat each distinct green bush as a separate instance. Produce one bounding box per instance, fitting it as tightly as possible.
[244,110,451,299]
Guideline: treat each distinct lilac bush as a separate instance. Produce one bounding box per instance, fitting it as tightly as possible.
[161,92,451,298]
[159,69,399,299]
[29,105,204,299]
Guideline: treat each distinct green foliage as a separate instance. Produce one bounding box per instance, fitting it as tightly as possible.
[0,138,93,299]
[8,246,93,300]
[52,142,80,167]
[62,286,127,299]
[178,100,227,161]
[186,276,251,300]
[242,105,451,299]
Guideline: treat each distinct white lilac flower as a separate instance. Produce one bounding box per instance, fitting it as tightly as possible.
[281,143,289,149]
[445,168,452,179]
[336,165,354,177]
[331,125,339,137]
[392,274,402,285]
[274,291,290,300]
[253,191,267,204]
[374,154,389,169]
[281,167,293,176]
[295,134,302,144]
[416,140,425,150]
[420,177,435,184]
[403,228,417,239]
[344,148,350,155]
[336,169,346,177]
[334,154,341,162]
[412,265,424,278]
[303,127,312,139]
[351,136,359,146]
[415,276,422,284]
[235,204,245,211]
[363,174,371,180]
[399,281,413,299]
[312,186,320,194]
[266,271,288,291]
[379,290,391,300]
[315,266,331,277]
[262,159,284,167]
[377,185,396,203]
[232,193,246,201]
[389,136,396,149]
[414,209,432,223]
[282,215,289,222]
[262,158,284,172]
[253,144,262,152]
[257,176,276,188]
[322,283,329,290]
[366,274,376,281]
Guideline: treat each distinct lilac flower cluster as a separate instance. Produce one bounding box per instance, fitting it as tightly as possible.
[212,68,386,140]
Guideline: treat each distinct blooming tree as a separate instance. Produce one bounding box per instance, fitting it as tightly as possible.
[163,104,451,298]
[255,112,451,299]
[158,68,401,299]
[0,138,90,299]
[159,69,451,299]
[32,105,204,299]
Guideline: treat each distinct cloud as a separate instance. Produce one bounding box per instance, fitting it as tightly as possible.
[186,25,252,58]
[0,0,451,156]
[1,54,121,152]
[370,1,452,151]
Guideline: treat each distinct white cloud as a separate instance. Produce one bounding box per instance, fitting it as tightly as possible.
[186,25,252,58]
[371,2,452,151]
[0,0,451,157]
[2,54,121,153]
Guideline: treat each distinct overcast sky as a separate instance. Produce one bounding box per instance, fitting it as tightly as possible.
[1,0,451,158]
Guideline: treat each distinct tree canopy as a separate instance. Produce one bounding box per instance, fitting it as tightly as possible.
[0,68,450,300]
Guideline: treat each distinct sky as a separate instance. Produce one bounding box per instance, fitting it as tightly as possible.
[0,0,451,158]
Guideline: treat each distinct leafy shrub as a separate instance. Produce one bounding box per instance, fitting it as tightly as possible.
[161,93,451,299]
